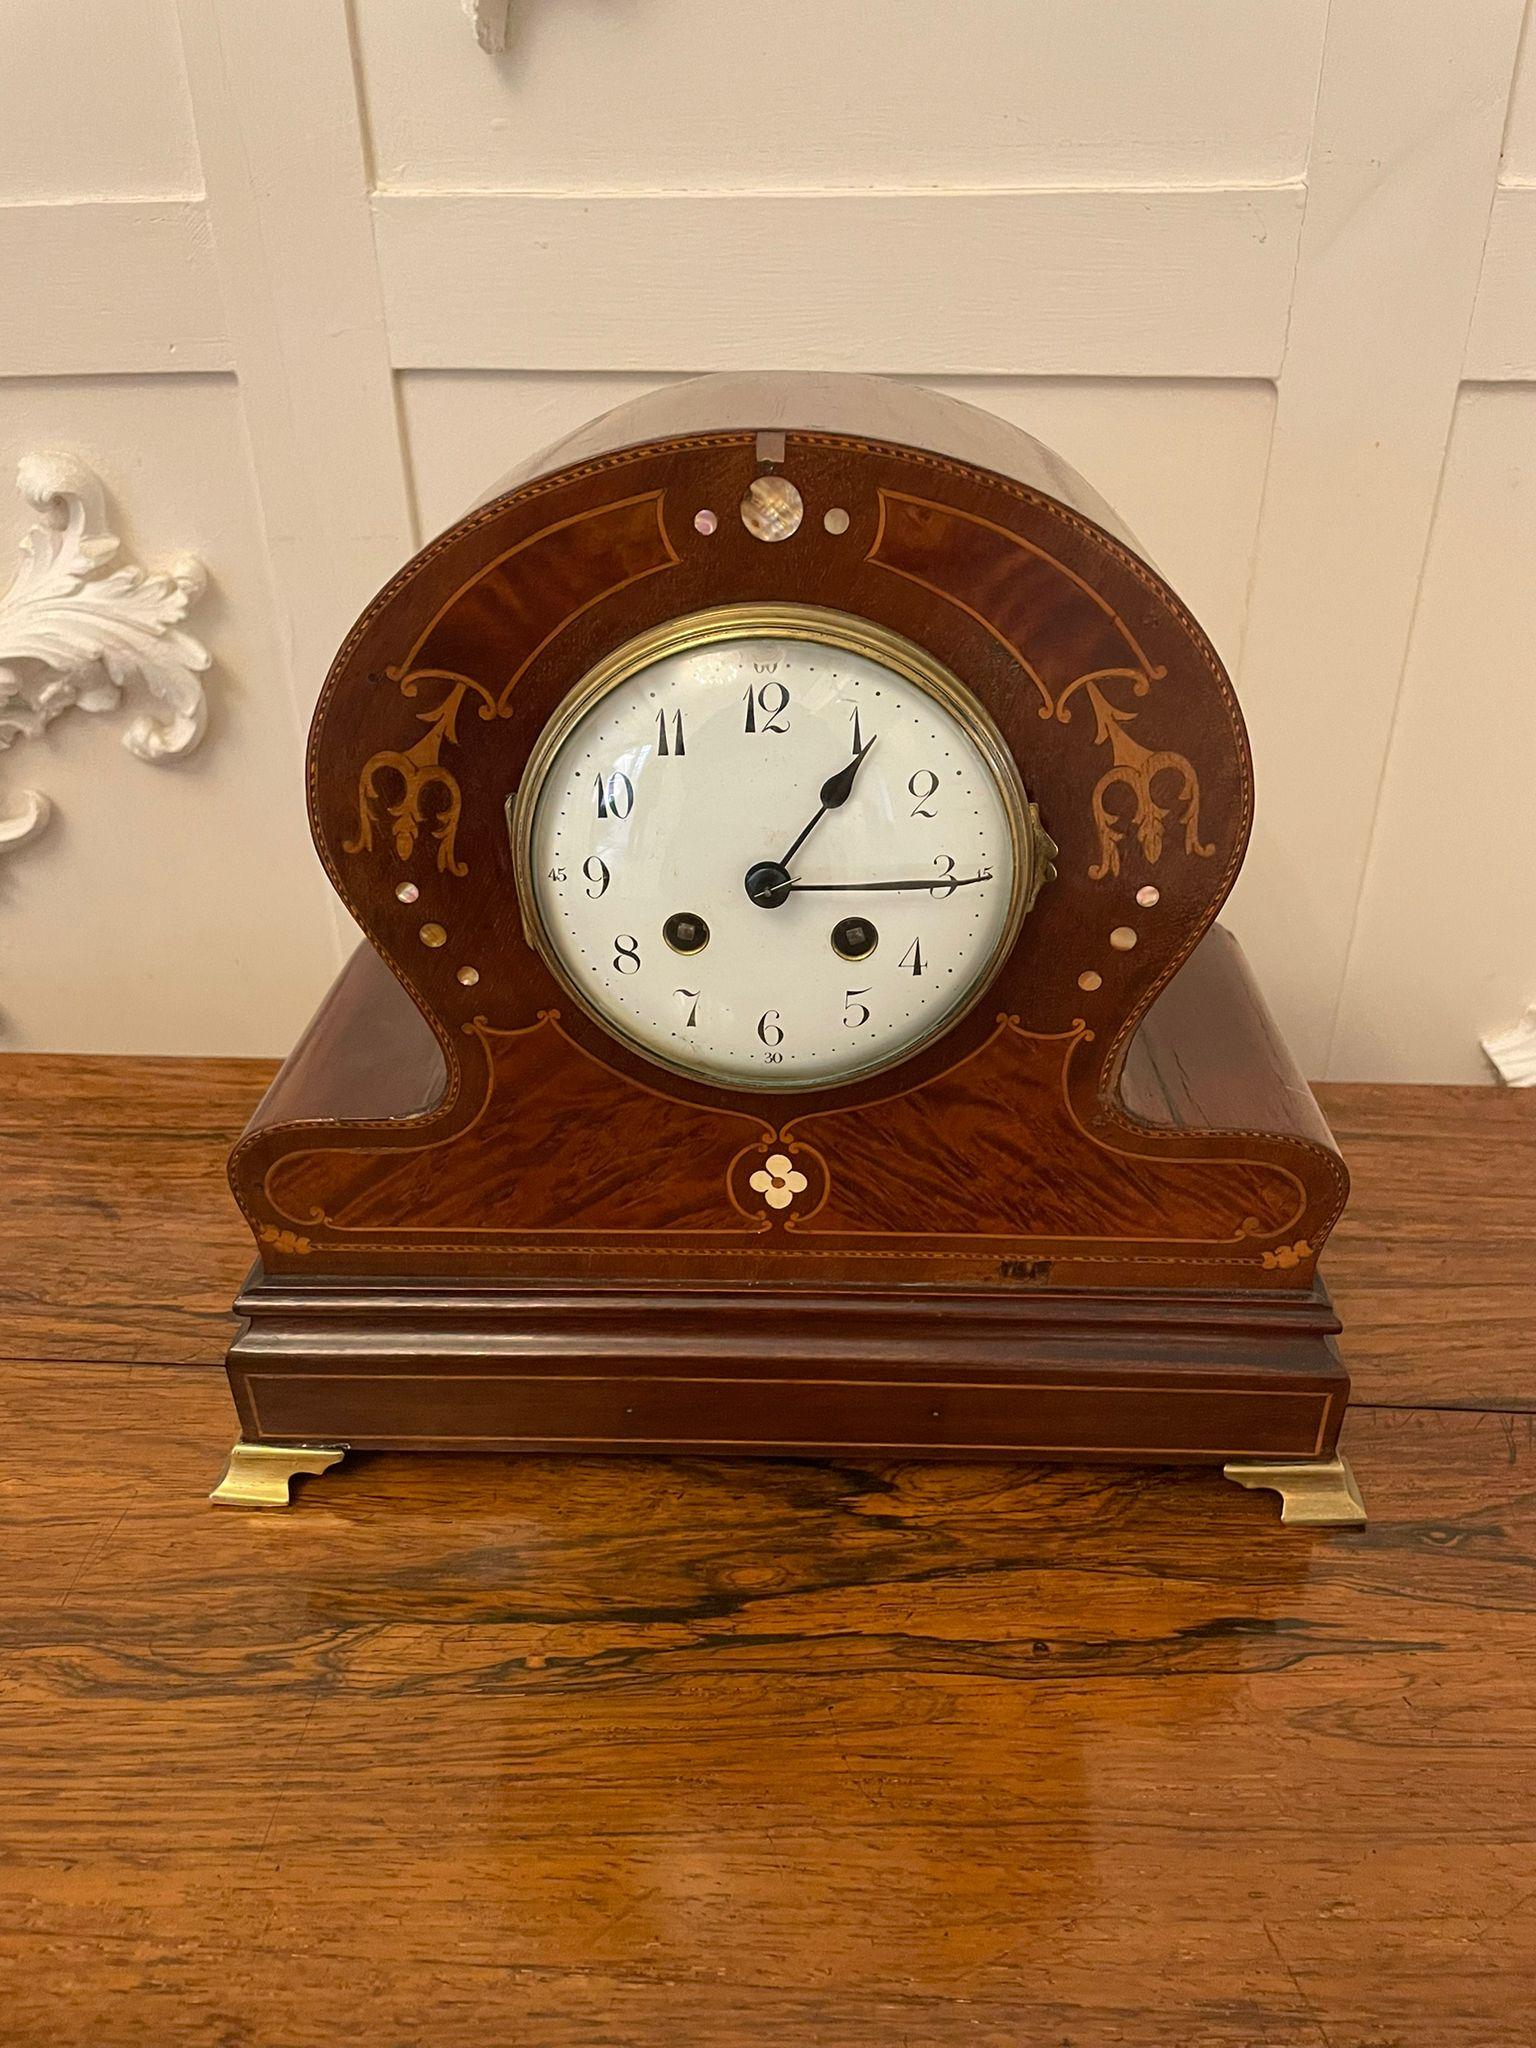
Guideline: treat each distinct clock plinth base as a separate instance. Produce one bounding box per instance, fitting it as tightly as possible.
[209,1440,347,1508]
[224,1273,1346,1479]
[1223,1453,1367,1527]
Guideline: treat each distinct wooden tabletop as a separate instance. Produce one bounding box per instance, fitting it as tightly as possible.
[2,1057,1534,2046]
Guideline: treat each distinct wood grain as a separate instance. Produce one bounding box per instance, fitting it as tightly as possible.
[0,1052,275,1364]
[1,1357,1533,2046]
[1,1057,1532,1409]
[1317,1082,1536,1409]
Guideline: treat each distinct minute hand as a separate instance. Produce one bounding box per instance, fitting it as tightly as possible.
[789,871,993,894]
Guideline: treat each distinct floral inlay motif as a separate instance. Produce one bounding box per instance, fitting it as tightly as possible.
[1260,1239,1313,1271]
[259,1225,314,1256]
[750,1153,809,1212]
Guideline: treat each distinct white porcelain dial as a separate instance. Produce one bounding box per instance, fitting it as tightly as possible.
[518,608,1032,1090]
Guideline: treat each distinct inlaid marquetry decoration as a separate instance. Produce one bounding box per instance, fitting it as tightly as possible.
[345,678,474,876]
[258,1225,314,1257]
[1053,669,1215,880]
[1261,1239,1315,1271]
[724,1137,830,1227]
[221,372,1362,1528]
[750,1152,808,1211]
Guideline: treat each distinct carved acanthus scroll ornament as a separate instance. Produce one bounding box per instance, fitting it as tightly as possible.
[0,454,211,854]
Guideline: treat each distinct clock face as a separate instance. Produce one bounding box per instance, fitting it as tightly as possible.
[516,606,1035,1090]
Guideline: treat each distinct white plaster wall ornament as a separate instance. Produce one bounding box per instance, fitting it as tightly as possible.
[462,0,511,55]
[0,453,210,853]
[1482,1008,1536,1086]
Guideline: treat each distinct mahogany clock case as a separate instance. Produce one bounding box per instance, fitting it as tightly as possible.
[224,374,1350,1471]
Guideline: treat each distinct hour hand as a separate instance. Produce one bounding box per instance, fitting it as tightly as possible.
[776,734,877,869]
[816,736,876,813]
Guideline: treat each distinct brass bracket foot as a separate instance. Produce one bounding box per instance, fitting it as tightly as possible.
[1222,1452,1367,1527]
[210,1441,347,1508]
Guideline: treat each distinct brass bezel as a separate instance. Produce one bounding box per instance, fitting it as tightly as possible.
[510,602,1040,1093]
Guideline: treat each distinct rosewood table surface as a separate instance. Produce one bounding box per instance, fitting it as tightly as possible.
[1,1056,1533,2047]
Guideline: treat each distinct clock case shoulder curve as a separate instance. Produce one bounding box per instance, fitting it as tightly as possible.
[229,394,1346,1303]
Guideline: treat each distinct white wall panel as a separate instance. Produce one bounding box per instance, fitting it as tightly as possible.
[373,188,1303,378]
[1466,187,1536,379]
[1500,4,1536,177]
[175,0,416,719]
[355,0,1327,192]
[0,0,200,202]
[1330,385,1536,1082]
[1223,0,1528,1082]
[0,377,341,1055]
[0,202,228,378]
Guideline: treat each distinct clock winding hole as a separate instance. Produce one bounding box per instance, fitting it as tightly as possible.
[663,911,711,956]
[832,916,879,962]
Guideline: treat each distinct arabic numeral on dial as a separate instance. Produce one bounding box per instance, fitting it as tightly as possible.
[676,988,700,1029]
[594,771,634,820]
[900,938,925,977]
[546,865,567,883]
[743,681,790,735]
[583,854,610,898]
[931,853,957,897]
[909,769,939,818]
[655,707,685,757]
[848,704,864,754]
[843,988,872,1028]
[613,934,641,974]
[757,1009,784,1047]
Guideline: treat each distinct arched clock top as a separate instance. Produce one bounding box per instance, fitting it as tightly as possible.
[307,406,1249,1119]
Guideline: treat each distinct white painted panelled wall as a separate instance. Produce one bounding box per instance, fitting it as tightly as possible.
[1,0,1532,1082]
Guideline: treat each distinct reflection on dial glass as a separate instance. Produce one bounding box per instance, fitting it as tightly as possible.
[525,618,1023,1088]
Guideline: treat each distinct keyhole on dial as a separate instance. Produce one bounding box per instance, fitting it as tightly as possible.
[832,916,879,961]
[664,911,710,955]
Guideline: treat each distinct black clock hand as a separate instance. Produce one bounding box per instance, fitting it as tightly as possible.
[745,737,880,907]
[777,735,877,869]
[789,871,993,894]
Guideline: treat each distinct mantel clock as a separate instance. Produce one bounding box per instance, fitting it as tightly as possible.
[213,373,1364,1527]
